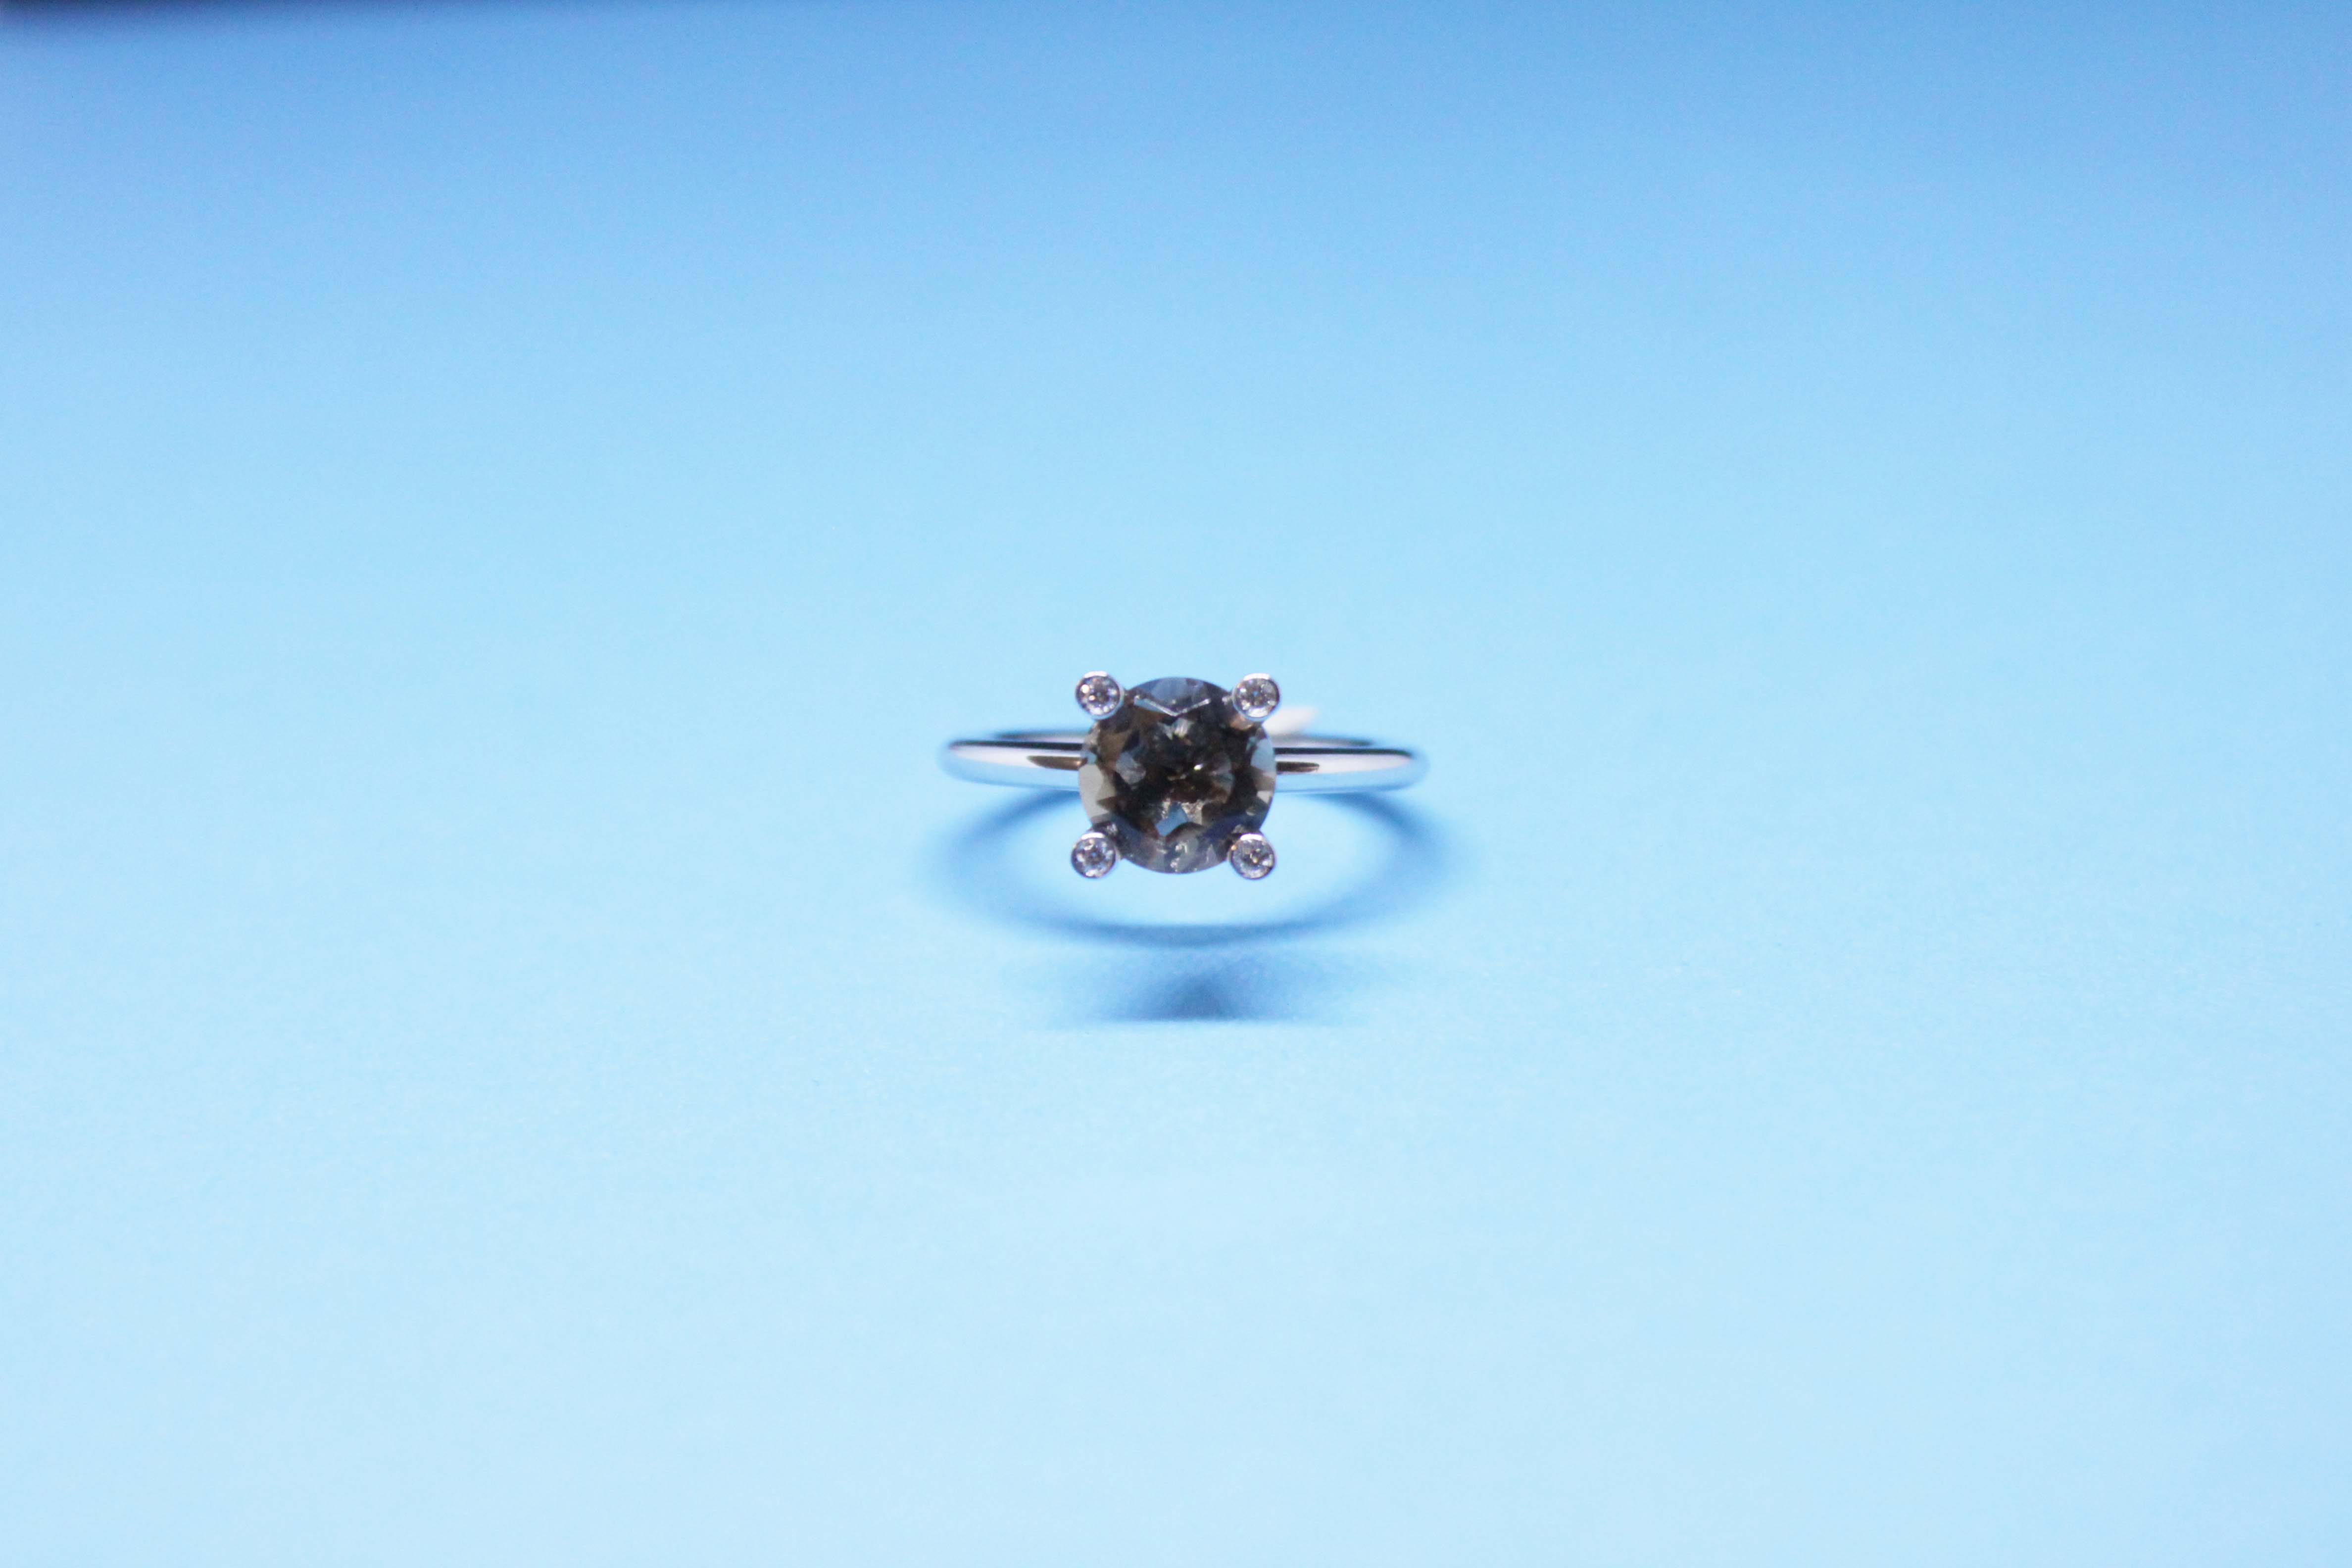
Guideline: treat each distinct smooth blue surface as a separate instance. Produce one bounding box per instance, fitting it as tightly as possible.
[2,2,2347,1562]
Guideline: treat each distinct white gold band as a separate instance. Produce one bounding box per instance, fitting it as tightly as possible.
[942,732,1425,794]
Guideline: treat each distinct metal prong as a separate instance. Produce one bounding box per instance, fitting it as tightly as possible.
[1228,832,1276,880]
[1071,830,1118,879]
[1075,672,1124,719]
[1230,674,1280,725]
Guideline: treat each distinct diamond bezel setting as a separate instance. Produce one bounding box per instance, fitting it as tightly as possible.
[1070,830,1119,879]
[1074,672,1124,720]
[1228,832,1276,880]
[1231,674,1281,723]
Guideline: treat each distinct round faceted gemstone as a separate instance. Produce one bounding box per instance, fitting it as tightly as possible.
[1230,674,1281,723]
[1078,676,1276,874]
[1228,832,1276,880]
[1074,671,1124,719]
[1070,831,1118,879]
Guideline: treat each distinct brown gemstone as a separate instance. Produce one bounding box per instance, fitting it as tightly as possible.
[1077,677,1276,873]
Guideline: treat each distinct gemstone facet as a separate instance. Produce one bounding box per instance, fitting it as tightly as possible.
[1078,676,1276,874]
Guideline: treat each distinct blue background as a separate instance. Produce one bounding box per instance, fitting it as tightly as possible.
[3,2,2347,1562]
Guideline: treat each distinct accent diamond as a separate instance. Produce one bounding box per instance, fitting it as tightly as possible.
[1070,830,1118,879]
[1230,674,1280,723]
[1228,832,1276,880]
[1074,672,1124,719]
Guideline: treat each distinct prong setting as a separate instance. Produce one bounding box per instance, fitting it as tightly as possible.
[1230,674,1280,725]
[1071,830,1119,879]
[1075,672,1124,719]
[1228,832,1276,880]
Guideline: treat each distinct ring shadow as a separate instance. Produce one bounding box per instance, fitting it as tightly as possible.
[931,792,1452,1022]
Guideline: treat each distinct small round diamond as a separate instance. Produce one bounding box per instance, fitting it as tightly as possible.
[1075,672,1124,719]
[1228,832,1276,880]
[1071,831,1118,879]
[1230,674,1280,723]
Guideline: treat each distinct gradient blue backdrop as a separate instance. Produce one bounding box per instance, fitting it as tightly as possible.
[3,2,2347,1563]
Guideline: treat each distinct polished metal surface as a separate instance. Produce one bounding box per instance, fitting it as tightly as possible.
[941,731,1425,793]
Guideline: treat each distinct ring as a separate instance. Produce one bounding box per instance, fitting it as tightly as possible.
[941,673,1426,880]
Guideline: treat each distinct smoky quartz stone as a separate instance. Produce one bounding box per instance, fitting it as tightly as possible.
[1078,676,1277,873]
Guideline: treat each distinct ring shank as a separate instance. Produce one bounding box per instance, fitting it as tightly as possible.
[942,732,1425,794]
